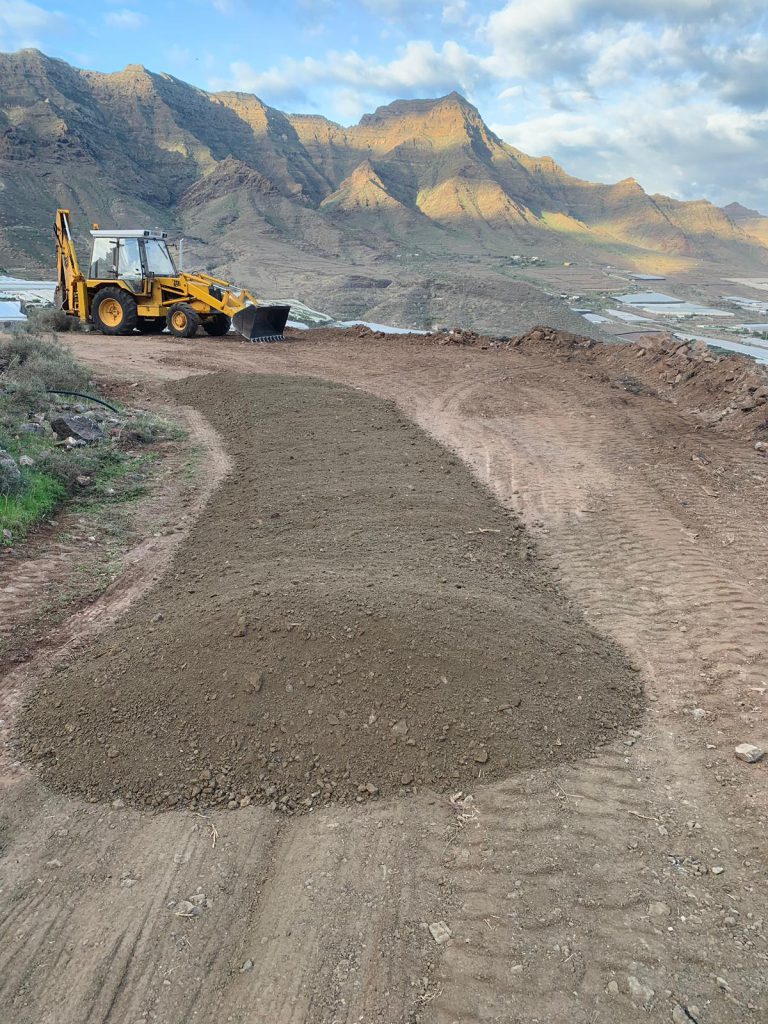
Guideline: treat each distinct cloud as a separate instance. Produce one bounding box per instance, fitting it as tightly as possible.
[492,82,768,206]
[215,39,497,111]
[104,8,147,29]
[0,1,69,47]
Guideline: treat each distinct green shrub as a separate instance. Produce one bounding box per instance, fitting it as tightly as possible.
[123,411,186,444]
[0,333,91,392]
[35,446,120,491]
[0,471,66,542]
[0,451,22,496]
[25,307,75,332]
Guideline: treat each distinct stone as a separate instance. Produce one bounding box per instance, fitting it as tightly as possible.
[240,959,254,972]
[735,743,765,763]
[606,980,619,995]
[189,893,207,906]
[50,414,103,443]
[474,748,489,764]
[649,901,671,917]
[672,1004,699,1024]
[111,798,125,809]
[711,865,725,875]
[391,719,409,737]
[174,900,202,917]
[627,975,655,1007]
[20,422,47,436]
[428,921,452,945]
[691,708,707,721]
[106,746,119,758]
[18,454,35,467]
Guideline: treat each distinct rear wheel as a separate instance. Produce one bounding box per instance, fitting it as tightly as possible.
[203,312,231,337]
[167,303,201,338]
[92,287,138,336]
[136,317,166,334]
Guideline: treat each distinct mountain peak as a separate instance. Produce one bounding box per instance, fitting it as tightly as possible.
[358,91,478,127]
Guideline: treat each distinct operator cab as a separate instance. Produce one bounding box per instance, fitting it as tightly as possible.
[89,228,177,292]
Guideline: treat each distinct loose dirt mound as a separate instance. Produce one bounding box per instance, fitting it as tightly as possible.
[18,374,641,811]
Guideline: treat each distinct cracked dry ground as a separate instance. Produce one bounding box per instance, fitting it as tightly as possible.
[1,330,767,1024]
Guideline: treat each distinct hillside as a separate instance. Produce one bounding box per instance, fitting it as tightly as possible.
[2,49,768,333]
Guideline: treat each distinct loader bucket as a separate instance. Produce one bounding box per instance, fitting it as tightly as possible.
[232,304,291,342]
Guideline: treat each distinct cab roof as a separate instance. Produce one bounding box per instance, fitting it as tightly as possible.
[90,228,169,240]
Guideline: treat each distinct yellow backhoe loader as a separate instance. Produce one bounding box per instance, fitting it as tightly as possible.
[54,208,290,341]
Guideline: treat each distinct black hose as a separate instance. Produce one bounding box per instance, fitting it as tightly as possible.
[46,390,122,414]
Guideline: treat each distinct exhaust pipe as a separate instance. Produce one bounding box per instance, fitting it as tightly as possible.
[232,304,291,342]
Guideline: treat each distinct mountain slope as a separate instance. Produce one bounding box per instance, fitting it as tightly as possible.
[1,49,766,331]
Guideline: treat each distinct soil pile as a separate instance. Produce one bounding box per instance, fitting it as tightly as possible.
[19,374,642,812]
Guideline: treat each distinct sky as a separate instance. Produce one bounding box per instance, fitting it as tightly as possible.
[2,0,767,209]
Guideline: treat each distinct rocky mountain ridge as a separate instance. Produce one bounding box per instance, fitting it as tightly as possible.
[1,49,767,334]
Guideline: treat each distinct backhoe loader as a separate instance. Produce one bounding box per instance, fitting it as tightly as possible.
[54,209,290,341]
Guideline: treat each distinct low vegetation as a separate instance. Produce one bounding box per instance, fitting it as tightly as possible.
[0,331,183,544]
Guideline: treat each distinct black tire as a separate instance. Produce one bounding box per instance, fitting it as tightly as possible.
[91,286,138,336]
[203,312,231,337]
[136,317,166,334]
[167,303,201,338]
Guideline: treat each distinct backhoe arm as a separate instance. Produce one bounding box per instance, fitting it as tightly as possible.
[54,209,88,320]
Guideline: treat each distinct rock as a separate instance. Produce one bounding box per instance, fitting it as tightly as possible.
[106,746,119,758]
[648,901,671,917]
[755,441,767,452]
[711,865,724,875]
[174,900,202,917]
[50,414,103,443]
[605,980,619,995]
[0,450,22,496]
[428,921,452,945]
[365,782,379,795]
[690,708,707,721]
[240,959,254,972]
[111,798,125,809]
[734,742,765,763]
[474,748,489,764]
[672,1004,699,1024]
[18,454,35,467]
[627,975,655,1007]
[151,613,164,624]
[76,475,91,486]
[391,719,409,737]
[20,422,47,436]
[189,893,207,906]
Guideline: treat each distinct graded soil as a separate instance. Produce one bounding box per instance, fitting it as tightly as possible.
[18,373,641,810]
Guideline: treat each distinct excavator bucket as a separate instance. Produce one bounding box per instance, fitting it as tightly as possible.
[232,304,291,342]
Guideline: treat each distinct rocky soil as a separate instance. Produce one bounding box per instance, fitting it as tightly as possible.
[18,373,640,811]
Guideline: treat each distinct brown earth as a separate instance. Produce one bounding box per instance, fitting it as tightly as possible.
[1,326,767,1024]
[18,374,640,810]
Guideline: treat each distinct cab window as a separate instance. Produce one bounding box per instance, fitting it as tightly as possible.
[144,239,176,276]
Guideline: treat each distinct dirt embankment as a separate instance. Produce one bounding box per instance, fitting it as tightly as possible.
[307,323,768,444]
[18,373,641,812]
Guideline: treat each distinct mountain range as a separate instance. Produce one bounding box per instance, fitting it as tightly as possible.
[1,49,767,333]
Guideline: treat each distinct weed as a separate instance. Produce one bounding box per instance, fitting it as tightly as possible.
[122,411,186,445]
[24,307,76,333]
[1,471,66,539]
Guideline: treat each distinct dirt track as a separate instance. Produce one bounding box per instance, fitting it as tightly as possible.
[1,328,767,1023]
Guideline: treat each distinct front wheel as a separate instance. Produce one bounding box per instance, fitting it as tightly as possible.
[203,312,231,337]
[92,287,138,336]
[167,303,201,338]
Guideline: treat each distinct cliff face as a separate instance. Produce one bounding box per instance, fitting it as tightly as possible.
[1,49,767,275]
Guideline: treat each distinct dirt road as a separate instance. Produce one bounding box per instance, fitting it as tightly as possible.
[1,329,767,1024]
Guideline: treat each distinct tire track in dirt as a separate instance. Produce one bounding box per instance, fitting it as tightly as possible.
[2,333,766,1023]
